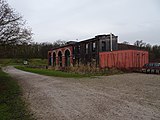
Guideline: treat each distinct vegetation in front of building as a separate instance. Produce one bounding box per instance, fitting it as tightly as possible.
[16,64,124,78]
[0,68,35,120]
[63,64,124,75]
[15,66,91,78]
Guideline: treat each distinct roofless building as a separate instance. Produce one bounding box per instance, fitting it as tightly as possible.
[48,33,148,69]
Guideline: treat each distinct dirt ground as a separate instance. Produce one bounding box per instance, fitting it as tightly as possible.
[3,66,160,120]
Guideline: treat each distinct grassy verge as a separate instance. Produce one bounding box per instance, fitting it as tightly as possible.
[15,66,90,78]
[0,59,47,67]
[27,59,47,66]
[0,68,34,120]
[0,59,23,66]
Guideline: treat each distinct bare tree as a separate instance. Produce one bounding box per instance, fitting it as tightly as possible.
[0,0,32,45]
[122,41,130,45]
[134,40,146,48]
[53,40,66,47]
[0,0,32,57]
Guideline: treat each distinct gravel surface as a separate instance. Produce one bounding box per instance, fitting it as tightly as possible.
[3,66,160,120]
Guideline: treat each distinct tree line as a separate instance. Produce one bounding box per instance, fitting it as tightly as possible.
[123,40,160,62]
[0,40,66,59]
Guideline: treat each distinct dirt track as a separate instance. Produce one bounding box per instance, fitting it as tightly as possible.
[3,66,160,120]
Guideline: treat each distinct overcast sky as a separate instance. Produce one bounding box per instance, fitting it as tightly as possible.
[7,0,160,45]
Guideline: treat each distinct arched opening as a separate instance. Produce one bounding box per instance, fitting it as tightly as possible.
[48,52,52,66]
[53,52,56,66]
[58,51,62,67]
[65,49,70,67]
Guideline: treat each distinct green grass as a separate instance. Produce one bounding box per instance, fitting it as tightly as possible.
[0,59,23,66]
[26,59,47,66]
[0,68,34,120]
[0,59,47,67]
[16,66,90,78]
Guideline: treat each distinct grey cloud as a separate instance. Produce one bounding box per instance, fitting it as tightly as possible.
[7,0,160,45]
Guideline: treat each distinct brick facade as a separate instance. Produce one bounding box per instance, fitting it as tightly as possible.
[48,33,148,69]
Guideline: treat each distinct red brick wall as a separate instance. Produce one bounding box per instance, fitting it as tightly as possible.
[48,46,73,67]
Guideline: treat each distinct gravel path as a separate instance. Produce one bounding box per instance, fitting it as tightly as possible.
[3,66,160,120]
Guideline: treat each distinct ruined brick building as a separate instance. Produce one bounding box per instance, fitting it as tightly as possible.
[48,33,148,69]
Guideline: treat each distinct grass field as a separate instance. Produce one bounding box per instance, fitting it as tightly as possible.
[0,68,34,120]
[0,59,47,66]
[16,66,90,78]
[0,59,22,66]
